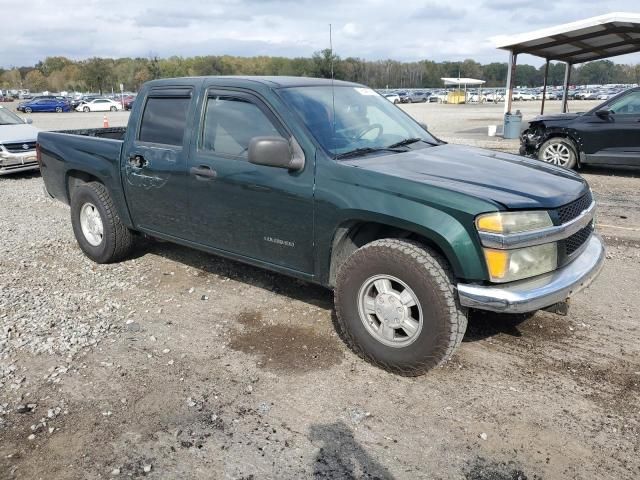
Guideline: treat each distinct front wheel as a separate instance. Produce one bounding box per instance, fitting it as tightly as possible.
[55,106,62,113]
[70,182,135,263]
[335,239,467,375]
[83,106,90,112]
[538,137,577,169]
[24,107,32,113]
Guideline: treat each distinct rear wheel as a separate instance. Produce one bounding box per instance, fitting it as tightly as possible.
[70,182,134,263]
[335,239,467,375]
[538,137,577,169]
[24,107,32,113]
[110,106,117,112]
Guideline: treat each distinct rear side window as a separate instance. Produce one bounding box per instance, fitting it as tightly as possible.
[139,96,190,146]
[201,96,282,158]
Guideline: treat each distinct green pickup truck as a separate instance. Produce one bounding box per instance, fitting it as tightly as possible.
[38,76,605,375]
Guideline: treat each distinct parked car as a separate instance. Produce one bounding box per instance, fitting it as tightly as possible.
[467,91,487,103]
[76,98,123,112]
[38,76,604,375]
[408,91,428,103]
[16,98,71,113]
[396,91,410,103]
[124,95,136,110]
[383,93,401,104]
[513,90,535,101]
[429,91,447,103]
[520,87,640,169]
[0,105,39,174]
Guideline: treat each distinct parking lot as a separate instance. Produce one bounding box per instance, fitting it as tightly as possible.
[1,101,639,479]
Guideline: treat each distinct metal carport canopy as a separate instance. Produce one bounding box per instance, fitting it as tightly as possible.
[492,12,640,114]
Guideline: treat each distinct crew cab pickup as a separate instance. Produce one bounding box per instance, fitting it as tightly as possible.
[38,76,605,375]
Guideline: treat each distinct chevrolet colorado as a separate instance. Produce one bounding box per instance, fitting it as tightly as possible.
[38,76,605,375]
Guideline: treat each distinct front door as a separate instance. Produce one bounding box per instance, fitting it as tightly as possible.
[187,88,315,274]
[582,90,640,165]
[122,85,198,239]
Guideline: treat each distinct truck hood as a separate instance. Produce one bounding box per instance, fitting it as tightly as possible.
[0,124,40,143]
[343,144,588,209]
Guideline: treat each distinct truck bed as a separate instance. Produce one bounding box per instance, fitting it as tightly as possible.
[55,127,126,140]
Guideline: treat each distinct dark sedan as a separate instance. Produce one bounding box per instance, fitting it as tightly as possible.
[17,98,71,113]
[521,87,640,169]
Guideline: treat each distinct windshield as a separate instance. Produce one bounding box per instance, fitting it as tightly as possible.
[279,86,437,158]
[0,107,24,125]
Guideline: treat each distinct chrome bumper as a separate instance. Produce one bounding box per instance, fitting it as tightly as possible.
[457,234,605,313]
[0,150,39,175]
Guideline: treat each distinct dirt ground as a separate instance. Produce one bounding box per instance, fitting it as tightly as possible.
[0,101,638,480]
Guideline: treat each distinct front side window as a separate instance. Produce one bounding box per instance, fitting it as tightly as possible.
[279,86,437,158]
[138,96,190,146]
[201,95,282,158]
[608,91,640,115]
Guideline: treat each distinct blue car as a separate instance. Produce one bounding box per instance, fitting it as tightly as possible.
[17,98,71,113]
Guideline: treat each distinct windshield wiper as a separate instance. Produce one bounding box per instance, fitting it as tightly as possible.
[334,146,406,160]
[387,137,423,148]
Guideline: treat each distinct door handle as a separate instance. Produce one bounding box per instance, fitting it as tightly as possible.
[128,154,147,168]
[190,165,217,180]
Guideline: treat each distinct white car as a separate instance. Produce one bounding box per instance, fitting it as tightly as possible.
[383,93,401,104]
[513,90,535,101]
[76,98,123,112]
[0,106,40,175]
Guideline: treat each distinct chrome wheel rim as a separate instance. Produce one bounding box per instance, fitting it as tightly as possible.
[80,203,104,246]
[542,143,571,166]
[357,275,423,348]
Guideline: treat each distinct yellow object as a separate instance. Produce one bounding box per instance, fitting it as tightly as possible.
[483,249,509,280]
[447,90,466,104]
[476,214,504,233]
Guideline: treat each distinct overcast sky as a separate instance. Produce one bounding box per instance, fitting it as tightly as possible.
[3,0,639,68]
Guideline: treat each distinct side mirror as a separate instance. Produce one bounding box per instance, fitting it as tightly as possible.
[248,136,305,171]
[419,122,429,131]
[595,109,611,119]
[24,118,33,124]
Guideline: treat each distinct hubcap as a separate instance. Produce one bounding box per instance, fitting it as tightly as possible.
[79,203,104,246]
[357,275,423,348]
[542,143,571,166]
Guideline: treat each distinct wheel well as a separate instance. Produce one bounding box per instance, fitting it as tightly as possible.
[328,221,449,287]
[66,170,102,203]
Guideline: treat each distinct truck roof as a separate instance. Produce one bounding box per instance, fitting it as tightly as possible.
[145,76,361,89]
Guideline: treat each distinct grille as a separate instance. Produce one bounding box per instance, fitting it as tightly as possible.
[565,223,593,256]
[3,141,36,153]
[556,191,593,224]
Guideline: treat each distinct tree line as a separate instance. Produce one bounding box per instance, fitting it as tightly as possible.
[1,51,638,94]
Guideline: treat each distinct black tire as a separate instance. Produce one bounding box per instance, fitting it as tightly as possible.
[24,107,32,113]
[110,106,117,112]
[55,107,62,113]
[335,239,467,375]
[83,106,90,112]
[538,137,577,169]
[70,181,134,263]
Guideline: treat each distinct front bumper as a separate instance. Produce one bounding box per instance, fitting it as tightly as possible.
[0,150,39,175]
[457,234,605,313]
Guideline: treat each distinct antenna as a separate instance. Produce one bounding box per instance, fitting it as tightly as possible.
[329,23,336,159]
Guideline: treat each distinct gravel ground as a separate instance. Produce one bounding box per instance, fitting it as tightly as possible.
[0,102,639,479]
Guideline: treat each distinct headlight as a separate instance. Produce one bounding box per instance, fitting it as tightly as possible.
[477,210,557,283]
[483,243,558,283]
[476,211,552,234]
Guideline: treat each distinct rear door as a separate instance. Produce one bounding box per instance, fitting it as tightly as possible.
[186,87,315,273]
[121,85,199,239]
[581,90,640,165]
